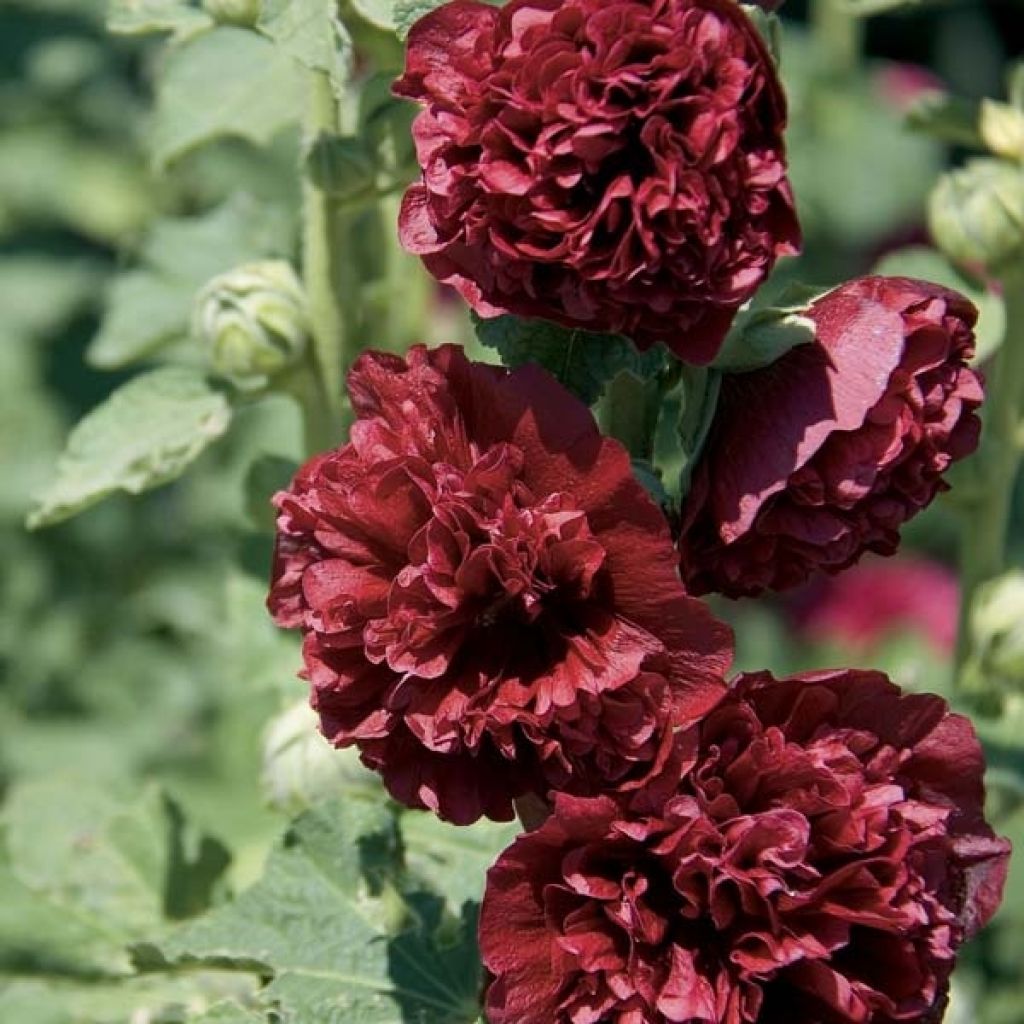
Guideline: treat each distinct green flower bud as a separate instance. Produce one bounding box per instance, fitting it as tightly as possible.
[194,261,310,390]
[929,157,1024,275]
[261,701,381,816]
[202,0,261,26]
[966,571,1024,694]
[979,99,1024,163]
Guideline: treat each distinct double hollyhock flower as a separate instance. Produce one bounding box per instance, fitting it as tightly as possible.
[394,0,800,362]
[679,276,984,597]
[269,344,732,824]
[481,669,1010,1024]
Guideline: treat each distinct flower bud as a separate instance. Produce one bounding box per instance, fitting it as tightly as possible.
[979,99,1024,162]
[261,700,381,817]
[965,571,1024,695]
[929,157,1024,276]
[202,0,261,26]
[193,261,309,390]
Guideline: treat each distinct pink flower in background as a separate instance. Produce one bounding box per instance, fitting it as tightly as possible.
[394,0,799,362]
[481,669,1010,1024]
[789,555,960,655]
[269,344,732,824]
[679,276,984,598]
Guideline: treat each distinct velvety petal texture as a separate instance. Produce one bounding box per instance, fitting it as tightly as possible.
[480,670,1010,1024]
[394,0,800,362]
[269,344,732,823]
[679,276,984,597]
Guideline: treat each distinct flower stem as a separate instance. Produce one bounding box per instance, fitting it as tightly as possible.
[810,0,863,79]
[301,71,355,452]
[955,270,1024,686]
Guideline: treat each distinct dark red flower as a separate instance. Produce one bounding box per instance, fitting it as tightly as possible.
[394,0,799,363]
[788,555,959,656]
[481,669,1010,1024]
[269,344,732,824]
[678,276,984,597]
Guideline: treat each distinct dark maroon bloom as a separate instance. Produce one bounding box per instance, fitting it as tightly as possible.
[481,669,1010,1024]
[679,276,984,597]
[789,555,959,656]
[394,0,800,363]
[269,345,732,824]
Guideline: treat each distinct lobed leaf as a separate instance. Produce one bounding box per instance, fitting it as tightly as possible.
[3,780,230,941]
[258,0,353,101]
[473,313,666,406]
[392,0,447,39]
[107,0,213,40]
[350,0,397,31]
[27,367,232,529]
[141,800,483,1023]
[152,27,305,168]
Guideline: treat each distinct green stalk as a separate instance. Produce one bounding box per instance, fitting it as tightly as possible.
[809,0,864,80]
[300,72,359,452]
[955,270,1024,685]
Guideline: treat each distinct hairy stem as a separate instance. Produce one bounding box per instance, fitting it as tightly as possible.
[300,72,356,451]
[955,271,1024,687]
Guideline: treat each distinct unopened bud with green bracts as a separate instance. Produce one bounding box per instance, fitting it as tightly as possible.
[929,157,1024,277]
[963,571,1024,700]
[193,261,310,390]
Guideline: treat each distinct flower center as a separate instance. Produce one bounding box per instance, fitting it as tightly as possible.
[364,445,608,680]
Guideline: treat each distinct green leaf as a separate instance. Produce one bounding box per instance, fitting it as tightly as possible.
[189,1002,266,1023]
[257,0,353,100]
[152,27,306,168]
[473,313,666,406]
[392,0,445,39]
[906,92,985,150]
[872,245,1007,364]
[400,811,518,914]
[0,257,102,339]
[88,195,292,370]
[28,368,232,529]
[305,133,376,200]
[0,977,256,1024]
[141,801,482,1023]
[244,453,298,532]
[107,0,214,40]
[350,0,396,31]
[677,367,721,501]
[4,780,230,941]
[710,303,816,373]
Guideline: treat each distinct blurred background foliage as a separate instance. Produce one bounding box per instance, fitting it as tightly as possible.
[0,0,1022,1021]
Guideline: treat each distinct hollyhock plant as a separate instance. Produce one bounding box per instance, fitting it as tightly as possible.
[481,669,1010,1024]
[679,276,984,597]
[269,344,732,824]
[393,0,800,362]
